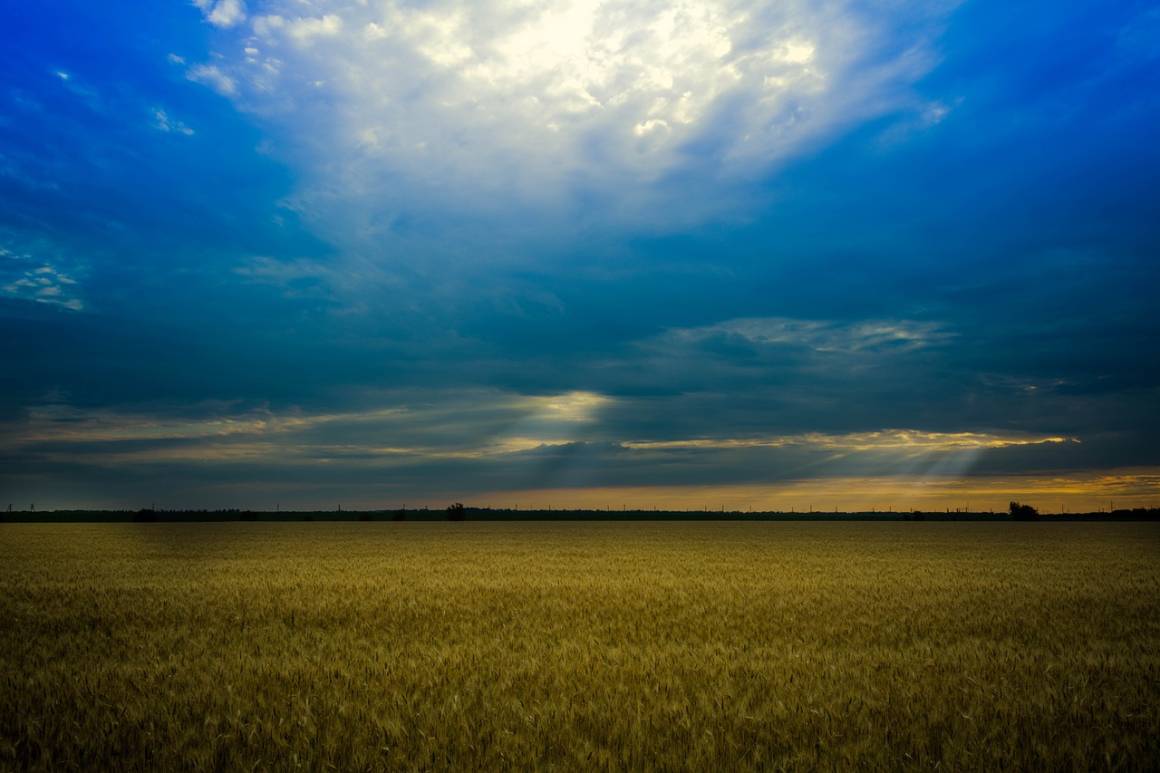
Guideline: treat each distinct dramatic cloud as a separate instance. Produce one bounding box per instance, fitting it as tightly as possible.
[2,0,1157,510]
[188,0,954,235]
[1,392,1143,511]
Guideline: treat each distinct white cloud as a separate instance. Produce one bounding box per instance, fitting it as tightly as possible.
[186,63,238,96]
[1,263,84,311]
[194,0,247,28]
[281,14,344,43]
[189,0,955,237]
[153,108,195,136]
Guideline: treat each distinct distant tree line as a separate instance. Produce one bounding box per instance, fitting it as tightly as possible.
[1009,501,1039,520]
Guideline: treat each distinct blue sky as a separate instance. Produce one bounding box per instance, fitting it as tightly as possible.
[2,0,1158,511]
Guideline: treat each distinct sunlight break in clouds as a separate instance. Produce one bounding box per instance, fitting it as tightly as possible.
[189,0,953,233]
[466,474,1160,514]
[4,391,610,456]
[623,431,1075,452]
[6,396,1070,467]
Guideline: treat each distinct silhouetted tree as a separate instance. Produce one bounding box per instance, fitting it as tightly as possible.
[447,502,466,521]
[1009,501,1039,520]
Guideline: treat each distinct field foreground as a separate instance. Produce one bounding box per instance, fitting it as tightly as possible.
[1,522,1157,770]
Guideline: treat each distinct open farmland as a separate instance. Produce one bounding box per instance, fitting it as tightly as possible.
[1,522,1158,770]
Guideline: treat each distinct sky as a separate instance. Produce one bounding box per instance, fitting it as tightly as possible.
[2,0,1159,512]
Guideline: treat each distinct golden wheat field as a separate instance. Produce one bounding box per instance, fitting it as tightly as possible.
[1,522,1157,770]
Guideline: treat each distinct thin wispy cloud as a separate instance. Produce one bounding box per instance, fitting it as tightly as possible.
[668,317,955,353]
[153,108,195,136]
[1,249,84,311]
[187,63,238,96]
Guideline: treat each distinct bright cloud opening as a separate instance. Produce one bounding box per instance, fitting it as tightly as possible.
[187,0,953,232]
